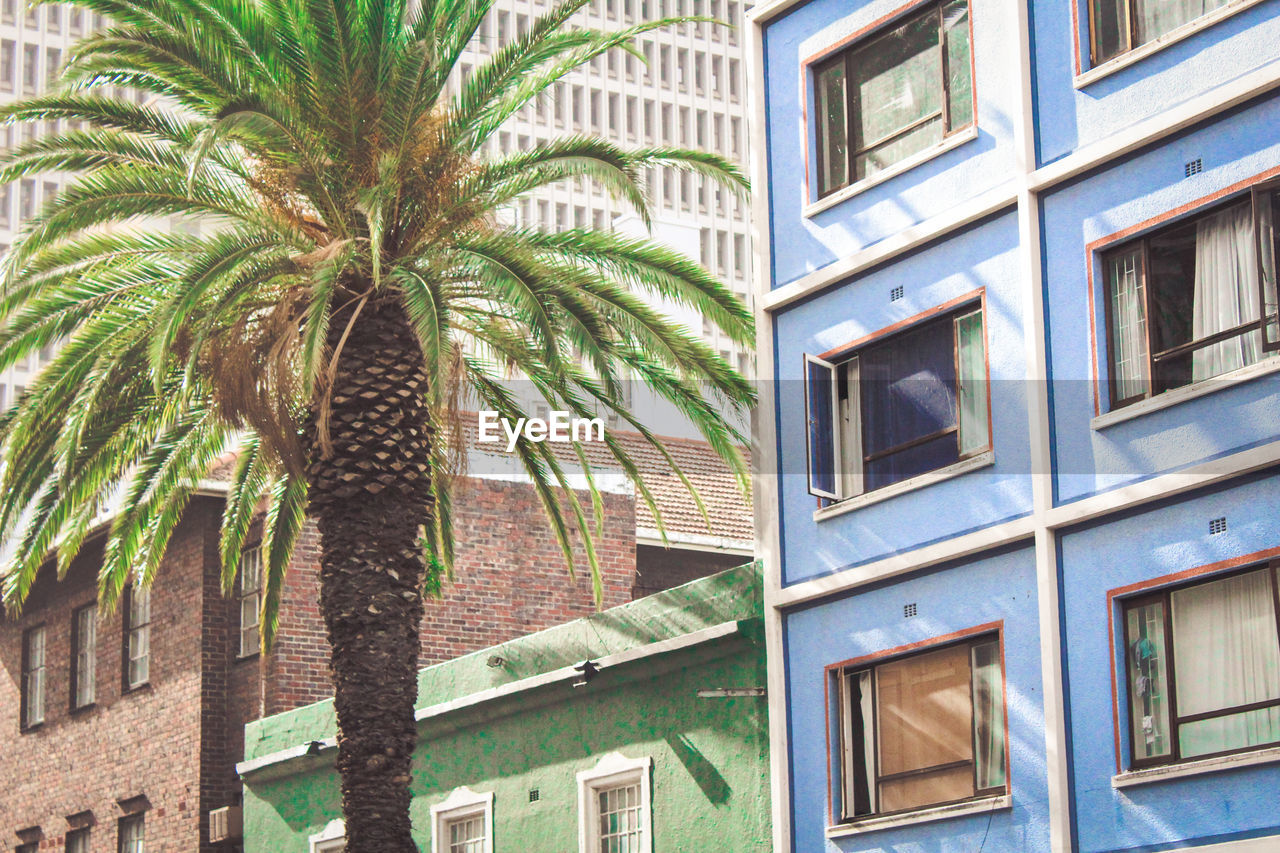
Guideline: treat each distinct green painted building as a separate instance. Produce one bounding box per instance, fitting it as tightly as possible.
[237,562,769,852]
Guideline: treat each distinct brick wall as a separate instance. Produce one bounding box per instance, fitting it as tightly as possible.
[1,477,640,851]
[0,502,217,853]
[262,475,638,714]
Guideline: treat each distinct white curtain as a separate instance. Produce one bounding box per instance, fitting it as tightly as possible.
[1136,0,1228,44]
[1192,202,1261,381]
[1172,569,1280,758]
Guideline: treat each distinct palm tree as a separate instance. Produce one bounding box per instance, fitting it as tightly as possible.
[0,0,752,848]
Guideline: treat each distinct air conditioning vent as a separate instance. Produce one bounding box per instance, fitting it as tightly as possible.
[208,806,242,843]
[903,603,917,618]
[528,788,541,803]
[1209,516,1227,535]
[1184,158,1202,177]
[890,285,904,302]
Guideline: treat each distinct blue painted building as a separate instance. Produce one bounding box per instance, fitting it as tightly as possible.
[746,0,1280,850]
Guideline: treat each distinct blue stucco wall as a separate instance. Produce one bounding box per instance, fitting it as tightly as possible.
[773,212,1032,586]
[784,547,1049,852]
[761,0,1021,289]
[1041,102,1280,505]
[1060,475,1280,852]
[1030,0,1280,164]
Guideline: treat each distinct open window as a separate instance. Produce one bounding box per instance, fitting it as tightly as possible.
[1122,562,1280,769]
[805,303,990,501]
[1102,180,1280,410]
[833,634,1006,823]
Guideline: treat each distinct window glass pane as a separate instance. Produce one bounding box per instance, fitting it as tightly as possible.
[955,310,987,454]
[1134,0,1230,47]
[1090,0,1128,64]
[816,60,848,195]
[1107,247,1150,401]
[849,10,943,179]
[840,670,874,818]
[597,783,642,852]
[875,643,974,812]
[942,0,972,130]
[971,640,1005,790]
[805,357,838,498]
[1258,188,1279,349]
[1126,599,1172,761]
[860,319,958,490]
[76,605,96,706]
[1171,569,1280,756]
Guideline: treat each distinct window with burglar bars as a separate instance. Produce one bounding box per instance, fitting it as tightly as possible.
[123,585,151,690]
[239,545,263,657]
[1122,561,1280,769]
[813,0,973,198]
[1103,179,1279,410]
[833,634,1006,822]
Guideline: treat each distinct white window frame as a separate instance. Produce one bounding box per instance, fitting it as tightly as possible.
[309,819,345,853]
[124,584,152,690]
[430,786,494,853]
[577,752,653,853]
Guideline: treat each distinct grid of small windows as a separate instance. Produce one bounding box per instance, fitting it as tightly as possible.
[596,783,643,853]
[451,0,756,372]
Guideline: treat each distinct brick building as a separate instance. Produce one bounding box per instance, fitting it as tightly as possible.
[1,434,750,852]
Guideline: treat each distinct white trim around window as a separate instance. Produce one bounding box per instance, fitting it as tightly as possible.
[431,786,494,853]
[309,819,345,853]
[577,753,653,853]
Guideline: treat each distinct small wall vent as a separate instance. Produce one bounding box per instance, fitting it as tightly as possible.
[890,285,905,302]
[903,603,917,618]
[1184,158,1203,177]
[528,788,540,803]
[1209,516,1227,535]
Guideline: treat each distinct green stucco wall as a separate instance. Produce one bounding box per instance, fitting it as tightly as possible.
[241,563,770,851]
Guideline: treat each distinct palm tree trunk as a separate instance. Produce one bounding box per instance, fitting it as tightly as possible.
[305,298,434,853]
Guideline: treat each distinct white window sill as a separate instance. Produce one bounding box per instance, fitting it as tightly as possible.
[1073,0,1269,89]
[1112,745,1280,788]
[1091,354,1280,430]
[826,794,1011,838]
[813,450,994,523]
[803,126,979,219]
